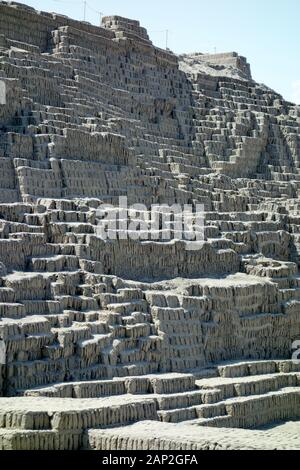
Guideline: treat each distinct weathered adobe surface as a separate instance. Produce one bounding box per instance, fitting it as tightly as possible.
[0,1,299,450]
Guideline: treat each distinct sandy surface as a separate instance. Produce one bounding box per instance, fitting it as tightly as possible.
[0,395,156,412]
[125,272,273,292]
[178,53,250,81]
[88,419,300,450]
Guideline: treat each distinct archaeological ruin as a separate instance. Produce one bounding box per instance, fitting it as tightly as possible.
[0,1,299,450]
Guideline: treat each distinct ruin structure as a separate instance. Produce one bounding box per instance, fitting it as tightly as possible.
[0,1,299,450]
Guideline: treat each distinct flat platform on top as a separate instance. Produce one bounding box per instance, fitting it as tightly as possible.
[0,395,155,412]
[130,273,274,289]
[86,419,300,450]
[197,372,300,388]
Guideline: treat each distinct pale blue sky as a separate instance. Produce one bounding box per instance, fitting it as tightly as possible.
[16,0,300,103]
